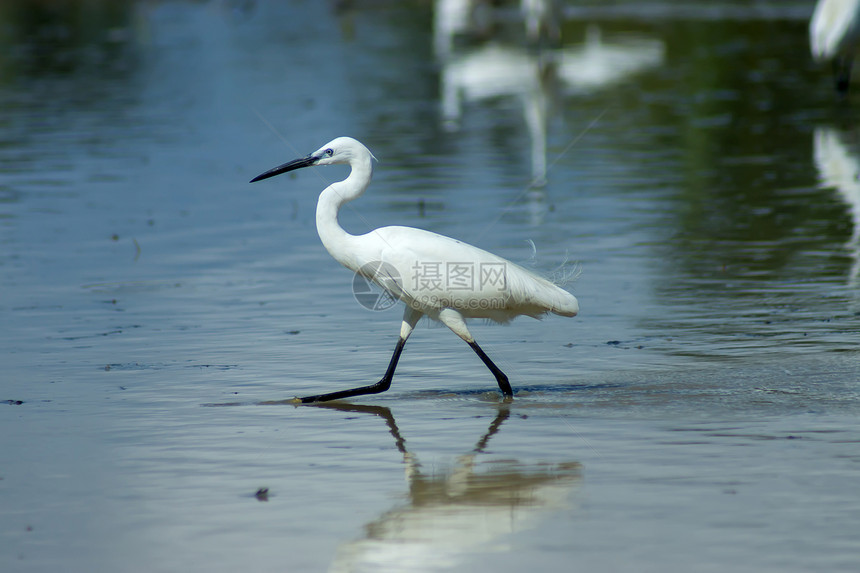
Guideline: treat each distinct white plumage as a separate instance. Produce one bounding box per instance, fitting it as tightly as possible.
[810,0,860,92]
[251,136,578,403]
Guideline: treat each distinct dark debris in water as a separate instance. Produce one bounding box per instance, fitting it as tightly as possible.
[57,324,141,341]
[103,362,237,371]
[5,399,24,405]
[103,362,159,371]
[605,339,646,349]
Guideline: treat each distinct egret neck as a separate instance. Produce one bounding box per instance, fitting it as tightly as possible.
[315,151,373,272]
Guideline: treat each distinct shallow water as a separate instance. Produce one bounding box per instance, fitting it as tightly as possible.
[2,1,859,571]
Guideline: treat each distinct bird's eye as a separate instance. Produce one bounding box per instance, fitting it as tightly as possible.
[324,148,334,157]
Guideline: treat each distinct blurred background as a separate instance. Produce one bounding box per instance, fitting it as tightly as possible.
[1,1,859,572]
[2,0,858,370]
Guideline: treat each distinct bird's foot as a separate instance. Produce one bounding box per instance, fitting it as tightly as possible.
[293,378,393,404]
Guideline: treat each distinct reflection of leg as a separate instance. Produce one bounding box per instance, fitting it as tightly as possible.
[473,405,511,453]
[297,307,422,404]
[310,402,408,455]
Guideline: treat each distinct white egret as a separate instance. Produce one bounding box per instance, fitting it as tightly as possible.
[250,137,578,403]
[810,0,860,92]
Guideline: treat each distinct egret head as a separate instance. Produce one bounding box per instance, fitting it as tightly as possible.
[250,136,376,183]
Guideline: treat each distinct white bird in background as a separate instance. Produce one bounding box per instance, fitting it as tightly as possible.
[250,137,578,403]
[810,0,860,92]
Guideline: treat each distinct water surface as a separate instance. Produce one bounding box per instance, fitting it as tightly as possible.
[2,1,859,571]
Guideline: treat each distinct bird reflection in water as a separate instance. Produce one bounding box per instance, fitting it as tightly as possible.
[440,28,664,185]
[308,403,581,572]
[812,126,860,290]
[436,4,664,224]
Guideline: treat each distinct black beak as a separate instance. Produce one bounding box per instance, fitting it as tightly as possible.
[250,154,318,183]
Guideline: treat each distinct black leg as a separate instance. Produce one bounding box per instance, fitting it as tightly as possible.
[835,56,853,93]
[298,337,407,403]
[467,341,513,398]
